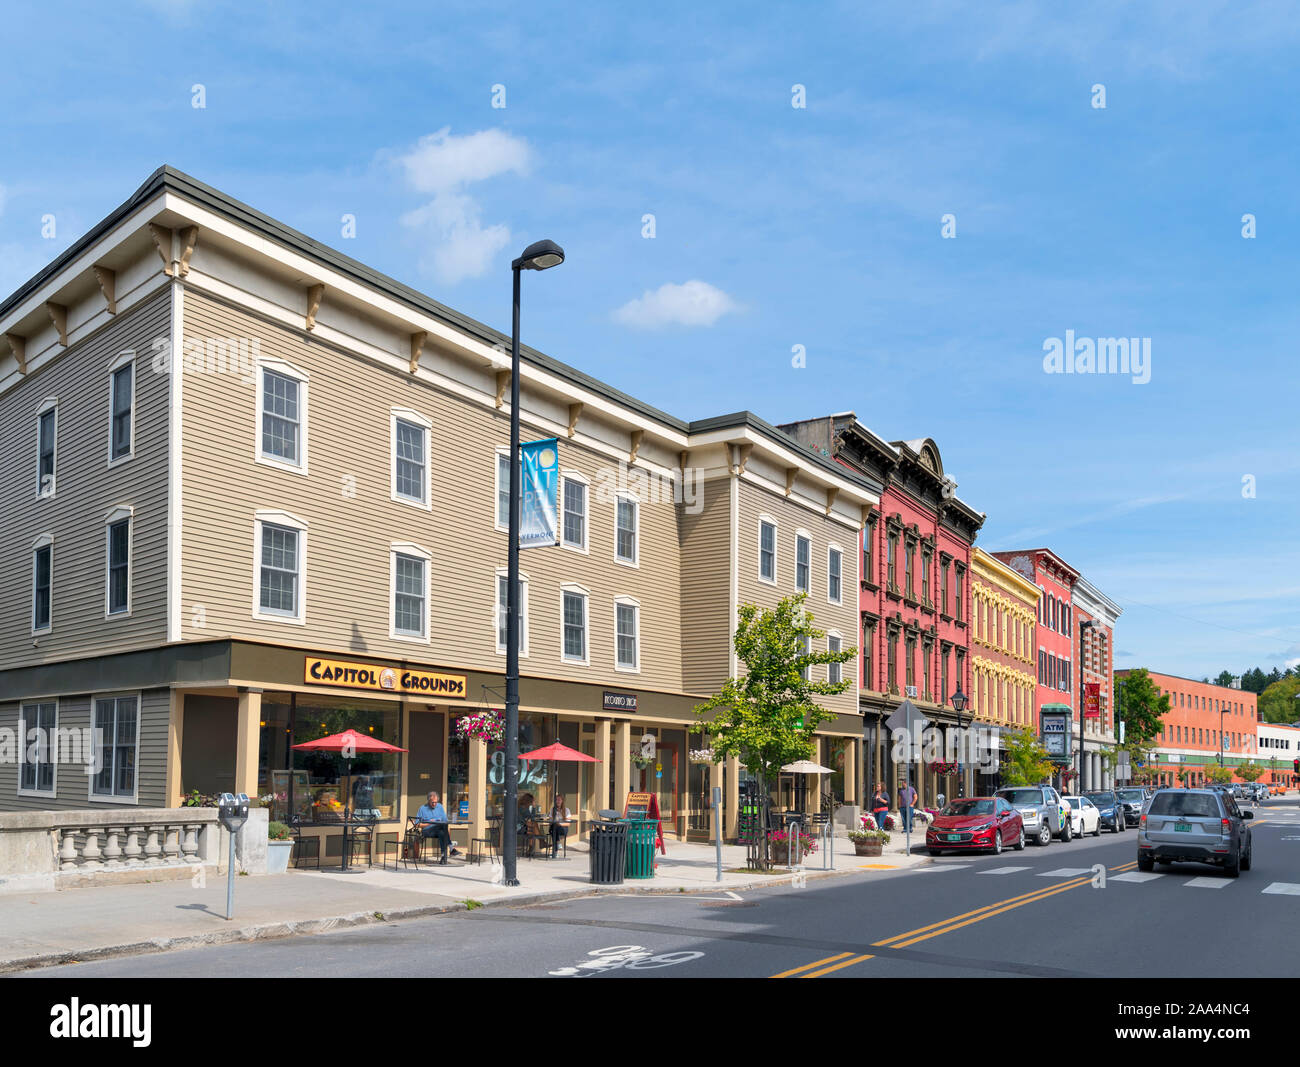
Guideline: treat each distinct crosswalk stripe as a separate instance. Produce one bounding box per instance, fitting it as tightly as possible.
[979,866,1032,875]
[1184,876,1232,888]
[917,864,971,872]
[1109,871,1163,883]
[1261,883,1300,895]
[1038,868,1093,877]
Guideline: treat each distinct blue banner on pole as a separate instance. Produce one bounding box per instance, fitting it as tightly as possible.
[519,438,559,549]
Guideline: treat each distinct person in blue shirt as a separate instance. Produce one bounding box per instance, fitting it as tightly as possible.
[415,791,458,863]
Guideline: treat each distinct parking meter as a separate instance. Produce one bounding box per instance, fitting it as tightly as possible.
[217,793,249,919]
[936,793,946,810]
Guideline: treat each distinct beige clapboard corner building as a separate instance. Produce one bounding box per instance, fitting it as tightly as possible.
[0,167,880,858]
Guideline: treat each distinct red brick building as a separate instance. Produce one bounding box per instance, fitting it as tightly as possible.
[780,415,984,806]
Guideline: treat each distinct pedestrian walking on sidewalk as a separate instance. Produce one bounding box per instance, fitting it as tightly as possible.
[871,786,890,830]
[898,780,918,832]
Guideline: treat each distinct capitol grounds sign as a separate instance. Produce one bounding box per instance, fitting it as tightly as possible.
[304,657,467,698]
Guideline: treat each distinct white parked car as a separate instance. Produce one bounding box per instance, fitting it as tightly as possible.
[1065,795,1102,837]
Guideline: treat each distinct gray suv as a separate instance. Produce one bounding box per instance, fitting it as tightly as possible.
[1137,788,1254,877]
[995,785,1069,846]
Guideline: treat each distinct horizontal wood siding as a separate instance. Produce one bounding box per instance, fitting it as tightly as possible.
[0,293,171,671]
[0,688,168,810]
[180,291,685,692]
[736,479,860,717]
[678,477,731,694]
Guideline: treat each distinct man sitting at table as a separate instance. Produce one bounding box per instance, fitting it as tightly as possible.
[415,791,459,863]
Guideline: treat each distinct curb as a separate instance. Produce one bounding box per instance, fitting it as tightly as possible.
[0,853,930,974]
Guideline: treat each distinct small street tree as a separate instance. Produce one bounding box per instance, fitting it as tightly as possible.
[1237,761,1263,783]
[1001,728,1055,786]
[1114,668,1169,748]
[693,593,855,867]
[1206,765,1235,785]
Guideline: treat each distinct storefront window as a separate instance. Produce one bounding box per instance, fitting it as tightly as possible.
[827,737,850,806]
[447,732,470,822]
[260,693,402,824]
[486,712,556,819]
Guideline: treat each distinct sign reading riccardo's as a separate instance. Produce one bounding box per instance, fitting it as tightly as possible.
[304,658,467,698]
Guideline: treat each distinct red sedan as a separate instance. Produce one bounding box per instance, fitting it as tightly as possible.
[926,797,1026,856]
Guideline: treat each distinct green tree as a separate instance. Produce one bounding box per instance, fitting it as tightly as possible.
[1214,670,1236,688]
[1258,674,1300,724]
[1206,765,1234,785]
[693,593,855,865]
[1000,728,1054,786]
[1237,761,1263,783]
[1115,668,1169,747]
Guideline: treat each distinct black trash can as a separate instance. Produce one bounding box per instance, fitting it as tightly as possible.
[588,820,628,885]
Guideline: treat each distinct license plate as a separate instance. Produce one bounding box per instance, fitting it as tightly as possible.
[1174,822,1191,832]
[947,834,961,841]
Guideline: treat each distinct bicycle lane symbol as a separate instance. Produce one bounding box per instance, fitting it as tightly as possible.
[547,945,705,977]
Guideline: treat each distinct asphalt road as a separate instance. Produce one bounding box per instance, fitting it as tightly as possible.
[27,799,1300,979]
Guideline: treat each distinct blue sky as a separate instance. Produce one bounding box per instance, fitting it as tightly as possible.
[3,1,1298,680]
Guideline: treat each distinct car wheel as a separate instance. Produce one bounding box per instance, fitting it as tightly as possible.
[1112,818,1121,834]
[1224,854,1241,878]
[1137,853,1154,872]
[1014,826,1025,851]
[928,849,944,857]
[1037,822,1052,846]
[992,831,1003,855]
[1092,819,1101,837]
[1241,844,1252,872]
[1061,821,1073,843]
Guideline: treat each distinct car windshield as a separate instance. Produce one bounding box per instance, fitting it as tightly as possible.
[1084,793,1111,804]
[1148,792,1221,818]
[999,789,1041,805]
[1116,790,1144,801]
[942,799,993,816]
[1066,798,1081,808]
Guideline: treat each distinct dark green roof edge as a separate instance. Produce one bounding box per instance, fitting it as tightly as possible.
[1,166,877,496]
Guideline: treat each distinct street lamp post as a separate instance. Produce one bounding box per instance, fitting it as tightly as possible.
[950,686,968,796]
[1077,620,1096,795]
[503,239,565,888]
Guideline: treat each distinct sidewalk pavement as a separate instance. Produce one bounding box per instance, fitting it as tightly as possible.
[0,828,931,973]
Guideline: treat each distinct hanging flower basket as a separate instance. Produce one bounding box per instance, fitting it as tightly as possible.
[928,761,960,776]
[453,710,506,745]
[631,753,656,770]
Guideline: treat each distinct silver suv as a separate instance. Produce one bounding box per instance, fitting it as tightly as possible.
[1138,788,1254,877]
[995,785,1069,846]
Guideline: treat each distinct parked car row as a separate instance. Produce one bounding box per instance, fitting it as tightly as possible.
[927,784,1103,856]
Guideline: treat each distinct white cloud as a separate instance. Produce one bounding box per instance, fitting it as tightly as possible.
[612,280,740,329]
[392,127,531,285]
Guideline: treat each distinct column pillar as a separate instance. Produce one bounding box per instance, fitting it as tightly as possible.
[810,737,823,814]
[234,689,262,799]
[725,754,740,839]
[843,739,857,806]
[165,689,184,808]
[613,720,631,810]
[469,735,488,844]
[595,719,611,814]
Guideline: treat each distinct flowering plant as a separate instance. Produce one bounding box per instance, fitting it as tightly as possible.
[859,814,878,831]
[454,710,506,745]
[688,748,716,764]
[928,761,960,776]
[768,829,818,859]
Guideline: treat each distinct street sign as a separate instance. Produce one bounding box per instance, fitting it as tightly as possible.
[886,698,928,734]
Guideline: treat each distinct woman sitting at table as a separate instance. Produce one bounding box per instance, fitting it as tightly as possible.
[549,794,572,858]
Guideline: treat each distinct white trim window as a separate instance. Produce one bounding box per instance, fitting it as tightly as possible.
[256,360,309,473]
[828,544,843,604]
[36,397,57,498]
[105,506,133,618]
[795,532,811,594]
[495,448,511,530]
[107,352,135,464]
[615,596,640,672]
[759,517,777,583]
[253,510,308,623]
[561,474,588,551]
[561,584,589,664]
[615,494,639,566]
[391,409,431,509]
[390,543,431,641]
[828,632,843,686]
[91,693,139,802]
[32,534,53,634]
[495,569,530,656]
[19,700,58,797]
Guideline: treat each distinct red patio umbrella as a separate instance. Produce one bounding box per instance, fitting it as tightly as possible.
[518,742,600,819]
[292,729,408,871]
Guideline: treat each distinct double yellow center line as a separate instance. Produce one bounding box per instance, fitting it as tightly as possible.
[772,860,1139,978]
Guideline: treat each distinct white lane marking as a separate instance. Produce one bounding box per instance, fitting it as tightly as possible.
[979,866,1033,875]
[1261,882,1300,895]
[725,891,743,900]
[1184,876,1232,888]
[1109,872,1163,883]
[1038,868,1093,878]
[917,864,971,872]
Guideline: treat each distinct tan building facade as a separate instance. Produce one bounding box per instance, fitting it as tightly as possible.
[0,168,878,859]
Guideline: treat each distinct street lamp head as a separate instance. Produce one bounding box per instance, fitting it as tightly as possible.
[950,686,967,714]
[512,239,565,272]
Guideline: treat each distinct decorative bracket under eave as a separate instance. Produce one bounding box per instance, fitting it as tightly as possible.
[93,265,117,314]
[149,224,174,276]
[177,226,199,276]
[824,486,839,517]
[860,503,873,531]
[628,429,643,465]
[495,369,510,409]
[784,467,798,497]
[45,303,68,346]
[733,442,753,476]
[409,331,427,374]
[5,333,26,374]
[567,402,583,438]
[305,284,324,331]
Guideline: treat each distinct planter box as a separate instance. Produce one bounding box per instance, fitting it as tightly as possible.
[853,840,884,857]
[266,840,294,875]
